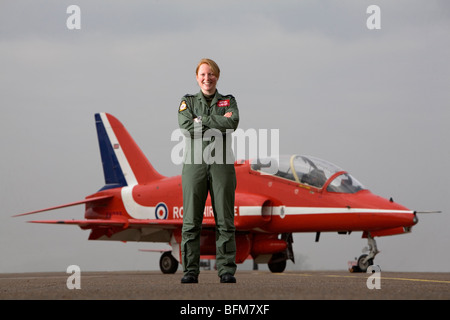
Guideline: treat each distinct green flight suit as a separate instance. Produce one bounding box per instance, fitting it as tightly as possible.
[178,90,239,277]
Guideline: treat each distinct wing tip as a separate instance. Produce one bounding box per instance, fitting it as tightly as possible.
[13,195,113,218]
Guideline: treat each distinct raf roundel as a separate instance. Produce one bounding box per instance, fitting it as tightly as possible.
[155,202,168,220]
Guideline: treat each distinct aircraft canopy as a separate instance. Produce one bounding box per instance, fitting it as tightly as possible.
[250,155,365,193]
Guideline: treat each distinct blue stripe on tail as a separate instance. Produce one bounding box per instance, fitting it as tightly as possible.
[95,113,127,191]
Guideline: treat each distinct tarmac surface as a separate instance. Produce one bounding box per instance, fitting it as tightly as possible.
[1,270,449,300]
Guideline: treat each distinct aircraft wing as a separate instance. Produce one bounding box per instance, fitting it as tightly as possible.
[13,195,114,217]
[27,218,216,230]
[29,219,128,228]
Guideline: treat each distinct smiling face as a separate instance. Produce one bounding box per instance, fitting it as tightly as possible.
[196,63,219,95]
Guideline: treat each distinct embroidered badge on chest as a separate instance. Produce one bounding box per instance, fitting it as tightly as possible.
[217,99,230,107]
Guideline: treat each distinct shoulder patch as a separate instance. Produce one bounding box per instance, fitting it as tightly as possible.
[179,100,187,112]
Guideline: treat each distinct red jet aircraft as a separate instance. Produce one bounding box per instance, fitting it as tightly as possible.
[15,113,423,273]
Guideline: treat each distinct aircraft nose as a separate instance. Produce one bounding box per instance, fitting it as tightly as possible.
[395,211,417,227]
[397,209,417,227]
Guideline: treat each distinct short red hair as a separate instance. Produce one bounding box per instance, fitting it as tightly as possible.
[196,58,220,78]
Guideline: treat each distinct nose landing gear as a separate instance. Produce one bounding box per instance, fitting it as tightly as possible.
[349,233,379,273]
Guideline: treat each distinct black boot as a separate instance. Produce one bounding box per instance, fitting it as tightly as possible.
[181,273,198,284]
[220,273,236,283]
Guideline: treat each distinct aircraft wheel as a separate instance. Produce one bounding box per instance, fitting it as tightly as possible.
[268,253,287,273]
[160,251,178,274]
[357,254,373,273]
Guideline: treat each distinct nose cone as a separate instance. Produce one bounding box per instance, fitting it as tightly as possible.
[348,190,416,230]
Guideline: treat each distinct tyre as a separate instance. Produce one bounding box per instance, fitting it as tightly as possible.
[268,253,287,273]
[357,254,373,273]
[160,251,179,274]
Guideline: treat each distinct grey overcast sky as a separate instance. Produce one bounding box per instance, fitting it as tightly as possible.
[1,0,449,273]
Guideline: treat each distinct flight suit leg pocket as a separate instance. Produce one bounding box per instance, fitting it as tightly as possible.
[225,240,236,254]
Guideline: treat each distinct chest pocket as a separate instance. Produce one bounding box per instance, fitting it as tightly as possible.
[211,103,226,116]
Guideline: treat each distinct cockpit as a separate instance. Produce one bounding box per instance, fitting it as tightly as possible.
[250,155,366,194]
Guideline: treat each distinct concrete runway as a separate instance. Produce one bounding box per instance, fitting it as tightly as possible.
[0,270,449,300]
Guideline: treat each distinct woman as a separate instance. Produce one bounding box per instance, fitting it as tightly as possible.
[178,58,239,283]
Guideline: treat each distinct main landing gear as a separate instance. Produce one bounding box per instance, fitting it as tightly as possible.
[268,233,295,273]
[349,233,380,273]
[160,251,179,274]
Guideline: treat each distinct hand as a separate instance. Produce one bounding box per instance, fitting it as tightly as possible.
[224,112,232,118]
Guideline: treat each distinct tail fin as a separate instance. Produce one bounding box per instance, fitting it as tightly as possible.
[95,113,165,190]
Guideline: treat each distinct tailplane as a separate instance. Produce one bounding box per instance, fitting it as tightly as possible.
[95,113,165,190]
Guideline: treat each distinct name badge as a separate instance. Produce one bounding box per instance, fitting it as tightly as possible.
[217,100,230,107]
